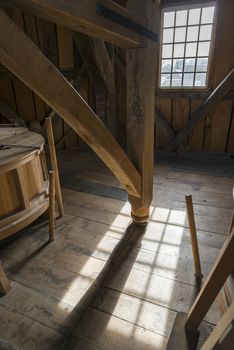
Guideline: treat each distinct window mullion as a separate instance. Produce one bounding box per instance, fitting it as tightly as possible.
[170,11,176,86]
[181,9,189,87]
[193,8,203,87]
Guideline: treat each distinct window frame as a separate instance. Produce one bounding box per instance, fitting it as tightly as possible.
[158,1,218,91]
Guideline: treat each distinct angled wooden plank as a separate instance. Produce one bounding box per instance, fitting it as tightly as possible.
[0,98,23,125]
[89,37,117,136]
[155,108,175,148]
[0,9,141,198]
[90,38,115,94]
[167,68,234,151]
[186,229,234,330]
[1,0,147,48]
[201,301,234,350]
[74,33,107,93]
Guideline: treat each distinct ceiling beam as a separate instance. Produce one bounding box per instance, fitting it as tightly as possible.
[0,8,141,197]
[0,0,147,48]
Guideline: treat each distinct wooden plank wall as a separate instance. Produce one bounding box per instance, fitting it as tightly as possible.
[0,1,233,154]
[156,0,234,154]
[0,8,92,148]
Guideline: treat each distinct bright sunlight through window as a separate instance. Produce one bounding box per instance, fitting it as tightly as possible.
[159,3,216,89]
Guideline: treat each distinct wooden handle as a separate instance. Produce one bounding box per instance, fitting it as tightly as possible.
[185,195,203,280]
[0,261,11,295]
[49,170,55,241]
[45,117,64,218]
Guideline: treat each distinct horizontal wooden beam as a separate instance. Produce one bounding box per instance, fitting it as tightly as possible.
[156,89,234,100]
[0,0,147,48]
[0,9,141,197]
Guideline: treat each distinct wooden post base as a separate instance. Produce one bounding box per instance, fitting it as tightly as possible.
[131,207,149,226]
[166,313,200,350]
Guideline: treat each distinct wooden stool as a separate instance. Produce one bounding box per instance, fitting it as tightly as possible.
[0,261,11,295]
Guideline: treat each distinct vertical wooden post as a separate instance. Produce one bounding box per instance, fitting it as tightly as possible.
[45,117,64,217]
[185,195,203,280]
[126,0,160,224]
[49,170,55,241]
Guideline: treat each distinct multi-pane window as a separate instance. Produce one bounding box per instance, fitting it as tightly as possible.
[159,3,216,88]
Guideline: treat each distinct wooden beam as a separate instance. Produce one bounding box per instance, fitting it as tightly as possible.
[155,108,185,151]
[0,98,24,125]
[186,228,234,331]
[0,9,141,198]
[56,25,74,70]
[74,33,107,93]
[201,301,234,350]
[126,0,159,223]
[90,38,116,136]
[90,38,115,94]
[167,68,234,151]
[0,0,147,48]
[75,33,117,135]
[155,109,176,148]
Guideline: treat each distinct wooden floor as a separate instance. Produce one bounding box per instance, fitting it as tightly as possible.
[0,149,233,350]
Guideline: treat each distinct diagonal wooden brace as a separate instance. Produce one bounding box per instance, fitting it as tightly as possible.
[0,9,141,198]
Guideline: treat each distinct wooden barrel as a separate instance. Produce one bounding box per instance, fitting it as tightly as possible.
[0,127,49,240]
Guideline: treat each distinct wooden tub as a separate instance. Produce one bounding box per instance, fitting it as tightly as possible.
[0,127,49,240]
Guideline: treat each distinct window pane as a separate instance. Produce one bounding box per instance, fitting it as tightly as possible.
[198,42,210,56]
[199,25,212,41]
[183,73,194,86]
[187,26,199,42]
[176,10,187,26]
[163,28,174,43]
[185,43,197,57]
[164,12,175,27]
[161,74,171,86]
[161,59,172,72]
[172,73,182,86]
[201,7,215,24]
[172,59,184,72]
[162,44,173,58]
[184,58,196,72]
[195,73,206,86]
[188,8,201,25]
[160,4,215,89]
[174,43,185,57]
[196,57,208,72]
[175,27,186,42]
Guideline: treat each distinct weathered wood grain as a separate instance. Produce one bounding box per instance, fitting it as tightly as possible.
[0,9,141,198]
[1,0,147,48]
[70,307,168,350]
